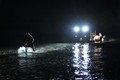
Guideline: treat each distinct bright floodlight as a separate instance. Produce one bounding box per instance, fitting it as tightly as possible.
[74,26,80,33]
[82,25,89,33]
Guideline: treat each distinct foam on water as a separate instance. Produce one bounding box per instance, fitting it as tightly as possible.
[17,43,72,57]
[18,46,34,53]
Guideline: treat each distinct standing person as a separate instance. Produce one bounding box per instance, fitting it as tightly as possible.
[99,33,102,43]
[25,32,35,52]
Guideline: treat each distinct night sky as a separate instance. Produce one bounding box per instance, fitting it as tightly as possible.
[0,0,120,47]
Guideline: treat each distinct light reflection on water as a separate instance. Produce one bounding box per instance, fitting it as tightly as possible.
[92,46,104,80]
[0,43,105,80]
[72,43,104,80]
[72,43,92,80]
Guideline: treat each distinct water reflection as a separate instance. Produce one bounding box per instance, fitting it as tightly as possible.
[91,46,104,80]
[72,43,104,80]
[0,43,105,80]
[72,43,92,80]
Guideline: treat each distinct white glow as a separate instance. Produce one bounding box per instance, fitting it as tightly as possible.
[17,46,39,57]
[82,25,89,33]
[72,43,80,69]
[74,70,80,75]
[72,43,92,79]
[27,47,34,52]
[81,44,90,70]
[18,46,34,53]
[74,26,80,33]
[17,43,71,57]
[18,46,26,53]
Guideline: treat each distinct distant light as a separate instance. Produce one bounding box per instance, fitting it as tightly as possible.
[82,25,89,33]
[74,26,80,33]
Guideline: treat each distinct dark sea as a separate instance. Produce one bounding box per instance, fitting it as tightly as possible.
[0,42,120,80]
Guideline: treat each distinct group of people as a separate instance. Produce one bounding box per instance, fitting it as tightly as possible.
[90,32,104,43]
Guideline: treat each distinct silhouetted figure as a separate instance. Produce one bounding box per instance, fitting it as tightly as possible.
[25,32,35,52]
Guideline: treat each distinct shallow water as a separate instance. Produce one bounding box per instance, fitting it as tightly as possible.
[0,43,120,80]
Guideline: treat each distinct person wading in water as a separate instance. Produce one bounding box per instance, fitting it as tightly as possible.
[25,32,35,52]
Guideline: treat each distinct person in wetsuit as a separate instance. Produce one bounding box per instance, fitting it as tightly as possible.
[25,32,35,52]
